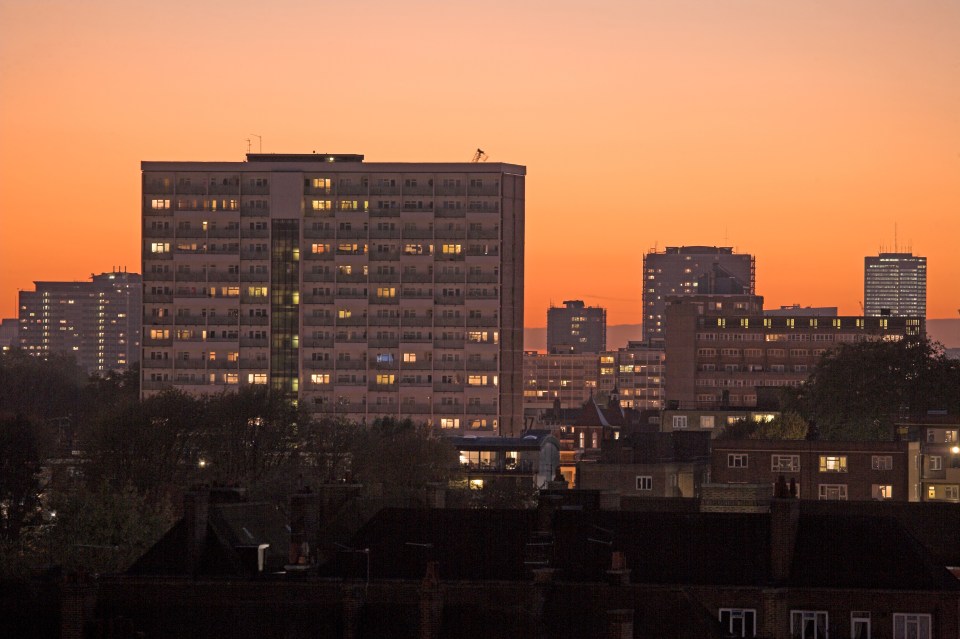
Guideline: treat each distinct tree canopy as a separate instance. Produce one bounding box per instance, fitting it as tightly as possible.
[783,337,960,440]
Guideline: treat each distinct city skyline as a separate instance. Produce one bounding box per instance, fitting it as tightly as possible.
[2,1,960,325]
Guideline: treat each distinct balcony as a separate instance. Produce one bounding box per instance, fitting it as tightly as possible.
[239,359,268,369]
[239,316,268,326]
[467,184,500,196]
[240,229,268,239]
[302,294,334,305]
[435,316,465,327]
[370,338,400,348]
[434,402,464,413]
[239,337,268,347]
[339,184,369,196]
[242,184,270,195]
[303,316,334,326]
[335,360,366,370]
[369,251,401,261]
[209,182,240,195]
[466,317,499,327]
[436,207,465,218]
[368,382,399,392]
[400,273,432,283]
[144,293,173,303]
[143,359,172,369]
[434,339,465,349]
[240,205,269,216]
[302,337,334,348]
[467,229,499,240]
[435,295,465,305]
[468,402,499,415]
[370,229,401,240]
[401,229,433,239]
[143,272,172,282]
[398,403,432,414]
[400,317,432,327]
[302,272,334,283]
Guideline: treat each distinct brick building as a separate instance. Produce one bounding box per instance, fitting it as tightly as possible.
[664,296,924,410]
[710,439,921,502]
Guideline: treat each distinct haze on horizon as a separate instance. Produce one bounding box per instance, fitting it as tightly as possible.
[1,0,958,324]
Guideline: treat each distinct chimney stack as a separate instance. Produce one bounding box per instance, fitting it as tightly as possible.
[769,496,799,583]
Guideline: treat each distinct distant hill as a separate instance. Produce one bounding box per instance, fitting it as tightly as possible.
[525,319,960,352]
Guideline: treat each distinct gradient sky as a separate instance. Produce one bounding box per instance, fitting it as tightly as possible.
[2,0,958,326]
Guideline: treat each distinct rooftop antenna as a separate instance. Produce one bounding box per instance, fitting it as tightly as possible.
[471,148,487,163]
[245,138,251,154]
[894,222,898,253]
[250,134,262,154]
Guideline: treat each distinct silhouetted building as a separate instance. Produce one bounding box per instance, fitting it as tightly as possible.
[642,246,755,344]
[865,251,926,318]
[17,271,141,373]
[546,300,606,354]
[0,318,18,352]
[142,154,525,436]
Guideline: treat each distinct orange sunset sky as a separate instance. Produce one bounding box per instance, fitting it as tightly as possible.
[1,0,958,327]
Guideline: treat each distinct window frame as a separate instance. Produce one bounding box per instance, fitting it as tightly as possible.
[636,475,653,491]
[728,453,748,469]
[790,610,828,639]
[719,608,756,638]
[893,613,931,639]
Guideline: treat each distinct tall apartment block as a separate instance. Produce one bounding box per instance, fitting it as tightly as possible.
[642,246,755,344]
[141,154,525,436]
[18,271,142,374]
[864,252,926,318]
[664,296,924,410]
[546,300,606,354]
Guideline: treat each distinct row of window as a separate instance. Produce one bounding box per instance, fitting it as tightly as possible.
[719,608,931,639]
[726,454,895,472]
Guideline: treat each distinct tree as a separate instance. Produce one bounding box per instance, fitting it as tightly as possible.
[0,414,42,542]
[38,483,174,575]
[717,412,809,440]
[348,418,455,490]
[784,337,960,440]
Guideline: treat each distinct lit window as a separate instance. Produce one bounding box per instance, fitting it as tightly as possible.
[150,242,170,254]
[310,373,330,384]
[699,415,715,429]
[338,309,352,319]
[819,456,847,472]
[403,352,416,363]
[311,243,330,254]
[224,373,238,384]
[441,243,462,255]
[248,373,267,384]
[377,287,396,298]
[871,484,893,500]
[151,199,171,209]
[376,374,395,385]
[440,418,460,429]
[312,199,331,210]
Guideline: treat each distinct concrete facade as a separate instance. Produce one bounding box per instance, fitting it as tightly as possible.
[141,154,525,436]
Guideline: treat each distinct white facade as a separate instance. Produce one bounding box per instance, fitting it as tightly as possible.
[864,252,926,318]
